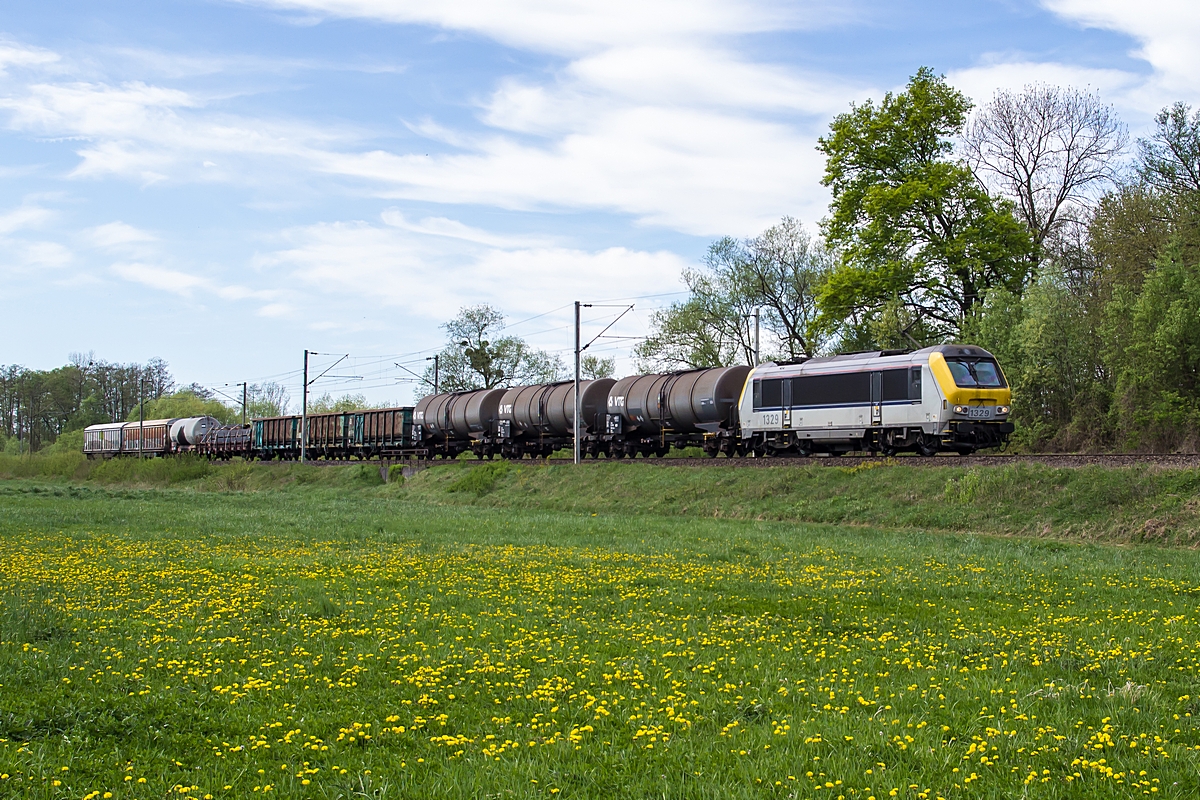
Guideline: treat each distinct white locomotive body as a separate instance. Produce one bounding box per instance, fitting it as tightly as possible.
[736,345,1013,457]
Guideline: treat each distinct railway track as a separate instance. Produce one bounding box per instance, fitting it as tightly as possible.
[545,453,1200,468]
[285,452,1200,469]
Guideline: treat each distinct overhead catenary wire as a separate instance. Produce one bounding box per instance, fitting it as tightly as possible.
[198,291,672,414]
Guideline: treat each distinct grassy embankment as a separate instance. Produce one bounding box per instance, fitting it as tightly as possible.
[0,456,1199,798]
[2,450,1199,545]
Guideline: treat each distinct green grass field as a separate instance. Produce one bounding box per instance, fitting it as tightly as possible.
[1,462,1199,798]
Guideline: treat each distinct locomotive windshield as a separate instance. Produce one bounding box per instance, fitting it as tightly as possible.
[946,358,1006,388]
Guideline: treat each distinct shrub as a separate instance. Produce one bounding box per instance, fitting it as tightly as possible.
[387,464,407,485]
[447,461,511,496]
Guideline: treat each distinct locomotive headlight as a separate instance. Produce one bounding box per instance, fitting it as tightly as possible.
[953,405,966,414]
[996,405,1010,415]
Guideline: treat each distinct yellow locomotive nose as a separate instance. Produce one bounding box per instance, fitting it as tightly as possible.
[930,352,1012,407]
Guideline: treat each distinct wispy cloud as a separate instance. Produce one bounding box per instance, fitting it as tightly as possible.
[110,260,285,313]
[232,0,843,56]
[0,202,54,235]
[86,221,157,249]
[0,40,59,74]
[256,211,688,324]
[0,8,853,237]
[1040,0,1200,107]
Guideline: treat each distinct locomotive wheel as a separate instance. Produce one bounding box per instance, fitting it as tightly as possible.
[956,447,975,456]
[917,435,939,457]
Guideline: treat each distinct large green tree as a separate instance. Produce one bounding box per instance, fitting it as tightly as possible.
[817,67,1034,344]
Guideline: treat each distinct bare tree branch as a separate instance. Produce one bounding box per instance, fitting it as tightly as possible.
[964,84,1128,258]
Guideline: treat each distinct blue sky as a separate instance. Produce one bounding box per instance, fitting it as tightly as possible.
[2,0,1196,407]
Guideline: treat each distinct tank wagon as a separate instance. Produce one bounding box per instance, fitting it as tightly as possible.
[410,367,750,459]
[495,379,612,459]
[604,366,749,457]
[412,388,505,459]
[738,345,1013,456]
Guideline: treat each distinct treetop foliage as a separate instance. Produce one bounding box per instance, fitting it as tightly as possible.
[635,216,833,370]
[817,67,1035,342]
[964,84,1127,256]
[1138,102,1200,201]
[129,389,238,425]
[422,304,565,395]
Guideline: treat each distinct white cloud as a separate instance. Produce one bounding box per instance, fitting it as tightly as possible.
[111,262,208,295]
[1042,0,1200,105]
[257,212,689,325]
[0,41,59,74]
[110,261,284,322]
[236,3,853,235]
[949,59,1141,106]
[380,209,555,248]
[0,203,54,235]
[87,221,157,249]
[561,46,860,115]
[257,302,294,317]
[323,105,830,235]
[0,201,70,273]
[235,0,839,56]
[0,75,351,185]
[2,240,73,271]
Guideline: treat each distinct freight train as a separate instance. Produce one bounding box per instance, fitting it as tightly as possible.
[83,344,1013,460]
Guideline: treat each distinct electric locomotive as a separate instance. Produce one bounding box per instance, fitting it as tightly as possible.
[737,344,1013,457]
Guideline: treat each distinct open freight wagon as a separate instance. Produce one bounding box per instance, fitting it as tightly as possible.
[252,407,417,460]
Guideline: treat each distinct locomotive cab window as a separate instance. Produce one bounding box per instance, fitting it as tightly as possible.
[946,358,1006,388]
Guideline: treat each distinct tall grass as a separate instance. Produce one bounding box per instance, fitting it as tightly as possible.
[2,451,1199,545]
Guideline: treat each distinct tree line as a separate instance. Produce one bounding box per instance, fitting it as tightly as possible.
[0,354,290,453]
[636,68,1200,451]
